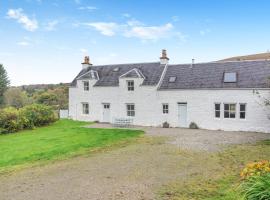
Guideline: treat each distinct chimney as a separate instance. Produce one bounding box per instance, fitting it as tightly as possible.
[160,49,169,65]
[191,58,195,68]
[81,56,92,69]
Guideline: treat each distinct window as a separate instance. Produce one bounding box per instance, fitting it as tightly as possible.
[113,67,119,72]
[162,104,169,114]
[224,72,237,83]
[103,104,110,109]
[169,76,176,82]
[127,80,134,91]
[240,103,246,119]
[126,104,135,116]
[215,103,221,118]
[83,81,89,91]
[224,103,236,118]
[82,103,89,114]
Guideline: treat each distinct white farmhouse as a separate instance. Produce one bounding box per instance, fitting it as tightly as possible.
[69,50,270,133]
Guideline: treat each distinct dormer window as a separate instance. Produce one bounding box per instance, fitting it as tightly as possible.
[224,72,237,83]
[127,80,134,91]
[83,81,89,91]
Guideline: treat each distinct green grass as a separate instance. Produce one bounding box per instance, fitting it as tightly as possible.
[159,140,270,200]
[0,119,143,173]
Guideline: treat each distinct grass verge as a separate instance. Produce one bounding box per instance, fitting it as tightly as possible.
[158,140,270,200]
[0,119,143,174]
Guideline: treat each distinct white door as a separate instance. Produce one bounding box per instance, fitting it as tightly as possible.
[102,103,110,123]
[178,103,188,127]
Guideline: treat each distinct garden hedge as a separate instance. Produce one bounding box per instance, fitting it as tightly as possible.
[0,104,57,134]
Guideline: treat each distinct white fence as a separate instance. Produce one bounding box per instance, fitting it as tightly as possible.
[59,110,69,119]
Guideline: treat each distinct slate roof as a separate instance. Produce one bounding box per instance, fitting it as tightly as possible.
[70,62,165,87]
[76,70,99,80]
[159,60,270,90]
[120,68,145,79]
[71,60,270,89]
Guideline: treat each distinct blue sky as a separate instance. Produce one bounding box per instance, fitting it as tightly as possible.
[1,0,270,85]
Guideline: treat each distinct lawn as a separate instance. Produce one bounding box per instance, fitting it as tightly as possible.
[158,139,270,200]
[0,119,143,173]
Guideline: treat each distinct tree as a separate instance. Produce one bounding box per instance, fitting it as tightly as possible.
[0,64,10,106]
[34,92,58,106]
[52,86,69,109]
[33,86,68,110]
[4,88,32,108]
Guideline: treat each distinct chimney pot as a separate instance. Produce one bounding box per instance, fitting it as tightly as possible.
[160,49,169,64]
[81,56,92,69]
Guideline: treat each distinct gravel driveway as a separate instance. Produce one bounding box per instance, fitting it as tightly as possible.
[89,123,270,151]
[0,125,269,200]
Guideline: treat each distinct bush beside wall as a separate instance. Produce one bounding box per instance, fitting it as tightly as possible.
[0,104,57,134]
[240,160,270,200]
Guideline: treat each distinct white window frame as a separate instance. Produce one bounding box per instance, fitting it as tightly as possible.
[224,103,236,119]
[127,80,134,91]
[162,103,169,114]
[103,103,110,109]
[83,81,89,91]
[82,103,89,114]
[214,103,221,118]
[239,103,246,119]
[126,103,135,117]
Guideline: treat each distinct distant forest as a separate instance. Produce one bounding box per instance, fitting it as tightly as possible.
[3,83,69,110]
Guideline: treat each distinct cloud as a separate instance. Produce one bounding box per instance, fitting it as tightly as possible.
[45,20,59,31]
[7,8,38,31]
[17,41,30,46]
[74,0,80,4]
[82,18,186,42]
[126,19,143,26]
[199,29,211,36]
[84,22,118,36]
[124,23,174,41]
[78,6,97,11]
[122,13,131,18]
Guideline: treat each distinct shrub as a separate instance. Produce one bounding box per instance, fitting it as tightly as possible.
[189,122,199,129]
[240,160,270,179]
[19,104,57,128]
[240,173,270,200]
[0,104,57,134]
[0,107,23,133]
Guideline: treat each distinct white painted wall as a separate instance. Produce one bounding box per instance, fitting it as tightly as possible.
[69,78,270,133]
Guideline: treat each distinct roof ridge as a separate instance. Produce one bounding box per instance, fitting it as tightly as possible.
[92,61,159,67]
[215,59,270,63]
[168,59,270,66]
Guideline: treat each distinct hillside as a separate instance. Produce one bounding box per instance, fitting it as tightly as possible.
[219,52,270,62]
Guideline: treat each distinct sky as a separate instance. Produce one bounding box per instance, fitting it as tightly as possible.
[1,0,270,86]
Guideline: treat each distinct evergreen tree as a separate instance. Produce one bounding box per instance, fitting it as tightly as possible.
[0,64,10,105]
